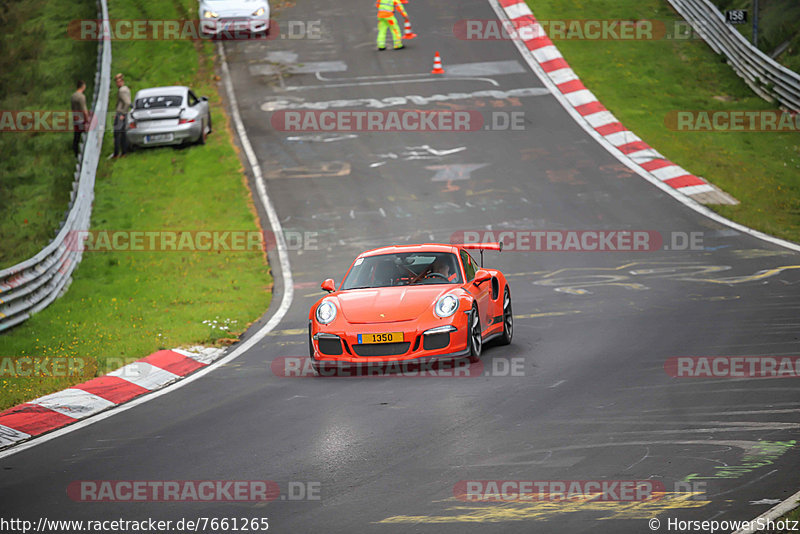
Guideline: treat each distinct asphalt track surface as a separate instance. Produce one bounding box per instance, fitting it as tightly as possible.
[3,1,800,532]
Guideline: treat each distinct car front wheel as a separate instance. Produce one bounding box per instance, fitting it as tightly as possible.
[468,304,482,362]
[498,287,513,345]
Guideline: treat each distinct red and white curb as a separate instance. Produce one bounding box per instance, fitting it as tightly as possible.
[496,0,738,206]
[0,346,224,449]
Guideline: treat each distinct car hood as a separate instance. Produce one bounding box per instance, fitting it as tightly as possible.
[336,286,457,324]
[200,0,268,16]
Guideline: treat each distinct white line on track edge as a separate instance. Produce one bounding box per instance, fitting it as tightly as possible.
[487,0,800,254]
[0,42,294,460]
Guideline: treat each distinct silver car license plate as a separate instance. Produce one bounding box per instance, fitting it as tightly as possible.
[144,133,174,143]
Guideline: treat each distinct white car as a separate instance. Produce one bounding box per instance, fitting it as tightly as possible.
[198,0,270,37]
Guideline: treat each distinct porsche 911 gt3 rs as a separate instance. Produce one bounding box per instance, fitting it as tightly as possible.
[308,243,512,374]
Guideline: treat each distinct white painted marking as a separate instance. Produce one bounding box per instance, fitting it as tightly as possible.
[445,60,526,77]
[749,499,782,505]
[504,2,532,19]
[489,0,800,255]
[626,148,665,163]
[264,51,298,63]
[531,45,562,63]
[283,76,500,91]
[427,164,489,182]
[108,362,179,391]
[370,161,386,168]
[563,89,597,108]
[249,60,347,77]
[173,346,224,365]
[583,110,618,129]
[549,380,566,388]
[409,145,467,157]
[29,389,114,419]
[261,87,549,111]
[547,68,579,86]
[0,425,30,448]
[286,134,357,143]
[604,130,642,147]
[650,165,689,181]
[679,184,715,195]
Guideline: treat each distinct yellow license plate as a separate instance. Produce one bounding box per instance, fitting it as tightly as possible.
[358,332,404,344]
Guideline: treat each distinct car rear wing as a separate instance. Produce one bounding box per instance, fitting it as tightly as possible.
[458,242,503,267]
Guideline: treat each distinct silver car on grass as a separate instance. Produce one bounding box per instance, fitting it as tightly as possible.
[198,0,270,37]
[126,86,212,148]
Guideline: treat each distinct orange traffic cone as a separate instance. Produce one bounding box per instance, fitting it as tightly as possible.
[431,51,444,74]
[402,19,417,39]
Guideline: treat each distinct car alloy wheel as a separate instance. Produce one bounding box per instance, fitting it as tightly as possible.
[469,305,482,361]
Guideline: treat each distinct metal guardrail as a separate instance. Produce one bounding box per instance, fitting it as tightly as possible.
[0,1,111,333]
[668,0,800,112]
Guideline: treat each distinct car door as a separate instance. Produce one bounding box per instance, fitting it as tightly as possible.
[461,250,491,333]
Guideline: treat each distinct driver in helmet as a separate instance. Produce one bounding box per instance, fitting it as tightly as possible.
[428,257,457,282]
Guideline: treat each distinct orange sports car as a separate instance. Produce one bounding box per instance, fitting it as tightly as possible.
[308,243,512,373]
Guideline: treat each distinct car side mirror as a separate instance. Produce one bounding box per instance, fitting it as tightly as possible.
[321,279,336,293]
[473,269,491,286]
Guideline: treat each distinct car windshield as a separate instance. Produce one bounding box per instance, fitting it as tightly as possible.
[134,95,183,109]
[341,252,462,290]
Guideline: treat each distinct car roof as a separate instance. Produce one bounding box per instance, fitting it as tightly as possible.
[134,86,189,99]
[358,244,461,258]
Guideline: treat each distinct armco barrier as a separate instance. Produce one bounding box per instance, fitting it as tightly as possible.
[0,1,111,333]
[668,0,800,112]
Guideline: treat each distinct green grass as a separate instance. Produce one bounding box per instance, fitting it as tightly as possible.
[527,0,800,242]
[0,0,271,410]
[0,0,98,268]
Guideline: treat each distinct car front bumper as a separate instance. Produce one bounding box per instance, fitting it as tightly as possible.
[309,312,472,365]
[200,17,270,36]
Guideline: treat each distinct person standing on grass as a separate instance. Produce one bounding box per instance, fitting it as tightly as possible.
[70,80,89,157]
[112,73,131,158]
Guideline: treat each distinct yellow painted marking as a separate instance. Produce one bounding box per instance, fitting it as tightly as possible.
[378,493,709,524]
[266,328,306,336]
[514,311,581,319]
[732,249,794,259]
[692,265,800,284]
[265,161,350,179]
[689,295,740,301]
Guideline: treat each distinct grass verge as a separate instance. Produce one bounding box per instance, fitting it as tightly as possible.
[0,0,97,268]
[527,0,800,242]
[0,0,271,410]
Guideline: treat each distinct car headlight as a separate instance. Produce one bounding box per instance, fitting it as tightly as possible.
[315,301,337,325]
[203,10,219,18]
[434,295,459,318]
[253,7,265,16]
